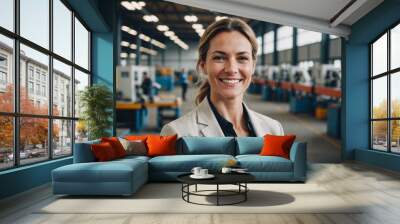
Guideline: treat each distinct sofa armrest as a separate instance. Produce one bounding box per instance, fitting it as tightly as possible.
[289,142,307,181]
[73,141,99,163]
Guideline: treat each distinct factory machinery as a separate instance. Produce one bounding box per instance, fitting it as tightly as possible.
[252,63,342,138]
[116,65,181,133]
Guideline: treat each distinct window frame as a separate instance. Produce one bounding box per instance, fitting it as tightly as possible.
[0,0,92,171]
[369,20,400,154]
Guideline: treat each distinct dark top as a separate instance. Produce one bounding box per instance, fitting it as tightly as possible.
[207,95,256,137]
[177,173,255,185]
[141,77,152,95]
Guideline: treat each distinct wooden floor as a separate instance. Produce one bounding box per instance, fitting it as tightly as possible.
[1,162,400,224]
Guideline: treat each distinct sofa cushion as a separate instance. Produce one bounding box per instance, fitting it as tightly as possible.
[260,134,296,159]
[147,135,177,157]
[73,140,100,163]
[52,158,147,183]
[91,142,118,161]
[101,137,127,158]
[124,135,149,142]
[179,137,236,155]
[236,155,293,172]
[119,138,147,156]
[148,154,235,172]
[236,137,263,155]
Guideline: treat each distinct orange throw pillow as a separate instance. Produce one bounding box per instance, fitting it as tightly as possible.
[124,135,148,142]
[91,142,117,161]
[146,135,177,157]
[260,134,296,159]
[101,137,127,158]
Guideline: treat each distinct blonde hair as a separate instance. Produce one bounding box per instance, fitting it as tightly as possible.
[195,18,258,105]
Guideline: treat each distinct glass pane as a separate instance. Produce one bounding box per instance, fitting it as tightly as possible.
[372,33,387,76]
[372,77,387,119]
[0,0,14,31]
[74,17,89,70]
[53,119,72,158]
[391,24,400,70]
[391,120,400,153]
[53,59,72,117]
[263,31,274,54]
[391,72,400,118]
[0,116,14,170]
[297,29,322,46]
[20,117,49,165]
[0,34,14,113]
[75,120,88,143]
[53,0,72,60]
[74,69,89,117]
[277,26,293,51]
[20,0,49,49]
[372,121,388,151]
[20,44,49,115]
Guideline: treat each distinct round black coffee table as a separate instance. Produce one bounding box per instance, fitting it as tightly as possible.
[177,173,255,206]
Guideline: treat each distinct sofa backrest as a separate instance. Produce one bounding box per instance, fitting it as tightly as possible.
[178,137,236,155]
[73,139,100,163]
[236,137,263,155]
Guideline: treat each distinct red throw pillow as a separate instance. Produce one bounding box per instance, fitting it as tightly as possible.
[124,135,148,142]
[101,137,126,158]
[91,142,117,161]
[260,134,296,159]
[146,135,177,157]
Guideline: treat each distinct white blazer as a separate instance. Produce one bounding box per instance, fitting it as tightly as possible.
[160,98,284,137]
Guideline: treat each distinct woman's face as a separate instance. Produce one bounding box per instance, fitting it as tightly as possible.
[201,31,255,101]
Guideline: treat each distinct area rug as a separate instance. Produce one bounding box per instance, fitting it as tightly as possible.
[37,183,362,214]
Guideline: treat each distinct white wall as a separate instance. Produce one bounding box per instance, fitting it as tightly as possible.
[153,42,198,70]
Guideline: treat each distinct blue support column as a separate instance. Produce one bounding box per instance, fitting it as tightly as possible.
[261,23,266,66]
[321,34,330,64]
[136,31,142,65]
[273,25,278,65]
[292,28,298,65]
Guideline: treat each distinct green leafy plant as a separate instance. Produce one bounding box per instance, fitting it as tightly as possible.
[79,84,113,140]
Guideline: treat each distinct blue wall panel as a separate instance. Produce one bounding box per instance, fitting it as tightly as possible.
[344,0,400,171]
[0,158,72,199]
[92,32,114,87]
[0,0,116,200]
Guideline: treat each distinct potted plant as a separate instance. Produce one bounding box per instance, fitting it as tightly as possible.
[79,84,113,140]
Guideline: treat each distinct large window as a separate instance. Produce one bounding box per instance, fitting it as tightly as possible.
[370,23,400,153]
[256,36,262,56]
[0,0,91,171]
[263,31,274,54]
[297,29,322,47]
[277,26,293,51]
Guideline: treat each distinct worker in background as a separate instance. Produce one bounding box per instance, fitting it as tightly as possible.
[180,68,189,101]
[141,72,154,102]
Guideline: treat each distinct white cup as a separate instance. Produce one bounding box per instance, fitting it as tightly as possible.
[221,167,232,174]
[200,169,208,176]
[191,167,202,176]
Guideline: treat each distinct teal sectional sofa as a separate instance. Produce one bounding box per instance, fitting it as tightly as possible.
[52,137,307,196]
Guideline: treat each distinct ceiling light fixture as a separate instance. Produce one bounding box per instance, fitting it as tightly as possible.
[184,15,198,22]
[192,24,203,30]
[130,44,137,50]
[139,34,151,42]
[120,41,130,47]
[157,25,169,32]
[143,15,159,22]
[164,31,175,37]
[215,16,228,21]
[121,1,146,11]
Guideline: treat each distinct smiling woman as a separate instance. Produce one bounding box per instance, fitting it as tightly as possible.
[160,18,284,138]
